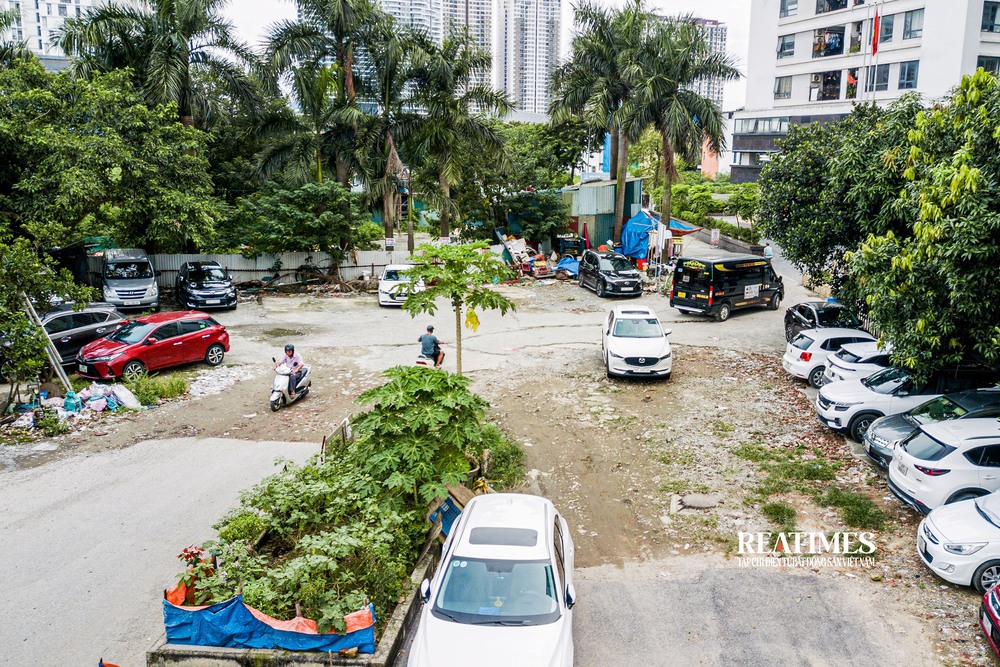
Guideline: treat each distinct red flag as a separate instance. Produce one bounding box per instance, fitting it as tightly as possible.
[582,224,591,249]
[872,10,880,55]
[847,72,857,85]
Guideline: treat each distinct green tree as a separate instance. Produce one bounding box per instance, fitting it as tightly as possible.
[505,191,570,246]
[0,8,34,68]
[402,242,515,375]
[725,183,760,229]
[58,0,261,128]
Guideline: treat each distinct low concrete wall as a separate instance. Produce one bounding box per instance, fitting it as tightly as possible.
[146,544,439,667]
[694,227,756,255]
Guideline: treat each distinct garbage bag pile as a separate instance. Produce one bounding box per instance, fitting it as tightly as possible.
[3,383,144,431]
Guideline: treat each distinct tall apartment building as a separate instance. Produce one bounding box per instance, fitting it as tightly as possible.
[1,0,92,69]
[691,18,728,108]
[494,0,560,117]
[731,0,1000,183]
[381,0,439,41]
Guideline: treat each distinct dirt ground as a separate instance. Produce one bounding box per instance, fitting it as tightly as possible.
[2,257,995,665]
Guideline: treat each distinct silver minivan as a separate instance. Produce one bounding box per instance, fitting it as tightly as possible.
[99,248,160,311]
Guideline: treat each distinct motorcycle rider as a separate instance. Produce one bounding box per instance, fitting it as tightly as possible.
[275,344,304,398]
[418,325,444,369]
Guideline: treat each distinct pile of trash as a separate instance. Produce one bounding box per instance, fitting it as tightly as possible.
[4,383,144,431]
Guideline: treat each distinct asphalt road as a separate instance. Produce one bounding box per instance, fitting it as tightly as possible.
[0,437,316,667]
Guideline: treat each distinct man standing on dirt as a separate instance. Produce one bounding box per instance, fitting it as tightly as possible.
[418,325,444,369]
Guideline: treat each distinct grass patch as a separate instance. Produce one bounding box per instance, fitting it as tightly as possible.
[69,375,91,392]
[657,448,696,466]
[762,501,797,532]
[738,444,839,500]
[481,424,525,490]
[125,372,189,406]
[712,420,734,435]
[35,408,70,436]
[734,444,772,463]
[816,487,889,531]
[262,328,304,338]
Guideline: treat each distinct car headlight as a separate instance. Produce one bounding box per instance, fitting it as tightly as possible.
[662,351,671,359]
[944,543,987,555]
[149,284,159,296]
[609,351,624,359]
[88,352,123,363]
[832,401,860,410]
[103,286,114,298]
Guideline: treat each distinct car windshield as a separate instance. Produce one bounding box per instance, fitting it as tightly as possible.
[599,257,633,272]
[189,267,227,281]
[105,261,153,280]
[383,269,402,281]
[816,306,860,327]
[613,318,662,338]
[909,396,968,426]
[432,557,559,626]
[976,495,1000,530]
[901,431,956,462]
[106,321,156,344]
[838,348,863,364]
[862,367,911,395]
[791,334,814,351]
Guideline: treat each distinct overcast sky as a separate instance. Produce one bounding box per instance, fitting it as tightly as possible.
[221,0,750,109]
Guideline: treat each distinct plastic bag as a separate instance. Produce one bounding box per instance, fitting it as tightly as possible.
[88,397,108,412]
[63,391,81,412]
[111,385,142,409]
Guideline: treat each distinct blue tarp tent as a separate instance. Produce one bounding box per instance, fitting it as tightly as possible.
[621,211,703,259]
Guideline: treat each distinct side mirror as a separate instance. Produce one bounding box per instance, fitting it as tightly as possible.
[145,337,158,345]
[662,327,672,336]
[565,584,576,609]
[419,578,431,603]
[897,390,910,397]
[154,270,162,277]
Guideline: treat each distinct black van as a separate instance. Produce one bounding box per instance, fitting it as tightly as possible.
[670,255,783,321]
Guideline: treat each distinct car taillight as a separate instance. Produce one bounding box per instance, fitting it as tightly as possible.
[799,352,812,362]
[914,465,950,476]
[708,285,714,306]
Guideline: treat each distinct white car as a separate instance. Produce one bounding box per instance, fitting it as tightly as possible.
[821,341,893,385]
[888,418,1000,514]
[781,328,875,388]
[918,490,1000,592]
[408,493,575,667]
[378,264,424,307]
[817,365,1000,442]
[601,305,672,379]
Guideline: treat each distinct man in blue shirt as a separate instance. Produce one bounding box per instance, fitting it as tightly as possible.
[418,325,444,369]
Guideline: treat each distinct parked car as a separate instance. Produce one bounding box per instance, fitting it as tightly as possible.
[888,418,1000,514]
[865,388,1000,469]
[980,583,1000,658]
[670,255,783,322]
[822,341,893,385]
[577,249,641,298]
[40,303,126,365]
[378,264,425,307]
[98,247,160,311]
[601,305,672,379]
[408,493,575,667]
[781,328,875,388]
[76,310,229,381]
[917,489,1000,593]
[175,261,237,310]
[816,364,1000,442]
[784,301,864,342]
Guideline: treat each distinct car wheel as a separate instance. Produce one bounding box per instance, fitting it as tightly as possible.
[578,273,584,288]
[769,292,782,311]
[122,360,145,382]
[973,560,1000,593]
[808,366,826,388]
[205,343,225,366]
[784,321,795,341]
[596,280,607,298]
[948,490,986,504]
[848,412,880,442]
[714,302,732,322]
[270,397,283,412]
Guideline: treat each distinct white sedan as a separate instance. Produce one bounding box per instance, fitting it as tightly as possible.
[601,305,672,379]
[378,264,424,307]
[919,490,1000,592]
[408,493,575,667]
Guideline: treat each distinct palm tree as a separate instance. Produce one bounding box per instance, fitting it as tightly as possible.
[624,17,742,219]
[410,26,511,239]
[0,8,34,68]
[57,0,260,128]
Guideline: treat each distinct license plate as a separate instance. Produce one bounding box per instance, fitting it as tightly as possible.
[918,535,926,554]
[676,292,686,298]
[984,611,994,638]
[621,287,634,292]
[896,460,908,477]
[205,299,220,305]
[78,364,88,373]
[123,300,140,306]
[864,441,872,455]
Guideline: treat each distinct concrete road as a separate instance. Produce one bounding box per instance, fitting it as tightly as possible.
[0,437,316,667]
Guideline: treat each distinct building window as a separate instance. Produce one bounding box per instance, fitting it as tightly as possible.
[813,26,845,57]
[984,2,1000,32]
[57,3,66,15]
[810,70,842,101]
[880,14,894,42]
[816,0,847,14]
[846,67,859,99]
[779,0,797,18]
[864,63,889,92]
[777,34,795,59]
[774,76,792,99]
[898,60,919,89]
[903,9,923,39]
[849,20,863,53]
[734,117,790,135]
[978,55,1000,75]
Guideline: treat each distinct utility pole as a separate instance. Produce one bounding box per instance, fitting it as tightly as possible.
[407,170,415,252]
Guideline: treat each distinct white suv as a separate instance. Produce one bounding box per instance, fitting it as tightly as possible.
[816,365,1000,442]
[888,418,1000,514]
[601,305,672,379]
[782,328,874,388]
[822,341,892,385]
[918,490,1000,592]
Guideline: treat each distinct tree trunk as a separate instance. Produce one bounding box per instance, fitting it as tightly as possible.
[454,302,462,375]
[613,132,629,244]
[335,158,349,188]
[439,174,451,239]
[660,131,675,223]
[609,125,619,181]
[180,115,195,128]
[407,194,415,252]
[383,188,395,240]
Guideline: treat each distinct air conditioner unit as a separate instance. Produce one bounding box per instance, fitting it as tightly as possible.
[811,73,822,85]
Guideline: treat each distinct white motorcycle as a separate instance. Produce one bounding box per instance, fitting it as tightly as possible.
[270,358,312,412]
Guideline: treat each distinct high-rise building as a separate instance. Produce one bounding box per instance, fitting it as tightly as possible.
[690,18,728,109]
[381,0,438,41]
[494,0,560,118]
[439,0,494,87]
[730,0,1000,183]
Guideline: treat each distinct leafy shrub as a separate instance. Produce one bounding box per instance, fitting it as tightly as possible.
[480,423,525,490]
[35,408,69,436]
[352,220,385,250]
[216,511,265,544]
[125,372,188,405]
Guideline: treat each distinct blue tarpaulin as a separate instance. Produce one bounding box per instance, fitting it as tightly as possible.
[621,211,703,259]
[163,596,377,653]
[554,258,580,276]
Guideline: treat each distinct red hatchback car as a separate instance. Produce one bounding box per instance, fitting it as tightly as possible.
[76,311,230,381]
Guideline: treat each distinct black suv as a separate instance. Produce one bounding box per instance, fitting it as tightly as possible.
[578,250,641,298]
[175,261,237,310]
[784,301,865,341]
[41,303,126,365]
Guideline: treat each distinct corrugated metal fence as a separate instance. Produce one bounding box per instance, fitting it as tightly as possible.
[87,250,420,288]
